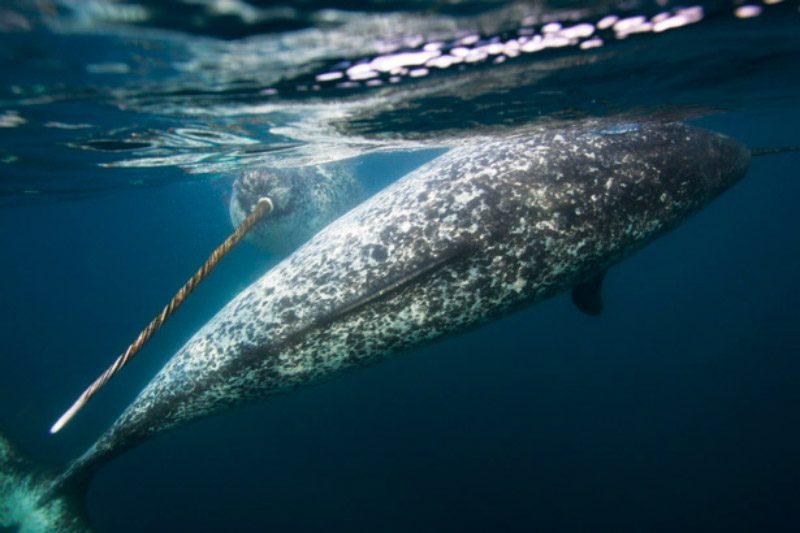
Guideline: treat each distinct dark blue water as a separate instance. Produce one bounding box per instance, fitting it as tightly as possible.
[1,1,799,531]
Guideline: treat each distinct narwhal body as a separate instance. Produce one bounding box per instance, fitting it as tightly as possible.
[1,119,750,532]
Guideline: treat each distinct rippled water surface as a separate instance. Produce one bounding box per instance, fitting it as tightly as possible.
[2,0,798,202]
[1,1,799,532]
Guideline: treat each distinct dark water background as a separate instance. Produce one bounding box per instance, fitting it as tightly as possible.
[1,1,799,531]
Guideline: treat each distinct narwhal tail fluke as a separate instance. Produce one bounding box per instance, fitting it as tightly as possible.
[0,431,92,533]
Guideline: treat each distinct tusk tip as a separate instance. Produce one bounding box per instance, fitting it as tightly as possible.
[49,399,84,434]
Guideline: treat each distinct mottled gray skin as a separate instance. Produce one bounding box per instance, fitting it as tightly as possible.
[58,119,750,493]
[230,162,365,254]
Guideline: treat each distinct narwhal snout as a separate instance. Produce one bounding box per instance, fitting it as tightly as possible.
[232,169,297,219]
[228,169,310,253]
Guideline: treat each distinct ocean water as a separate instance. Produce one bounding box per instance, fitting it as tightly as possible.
[1,1,799,531]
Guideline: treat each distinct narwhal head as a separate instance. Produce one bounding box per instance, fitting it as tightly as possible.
[229,168,312,253]
[571,121,752,239]
[663,123,751,203]
[231,168,298,222]
[229,165,366,254]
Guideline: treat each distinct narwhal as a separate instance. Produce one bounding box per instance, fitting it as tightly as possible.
[229,161,366,254]
[1,118,757,531]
